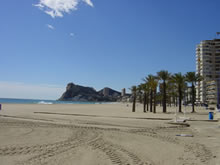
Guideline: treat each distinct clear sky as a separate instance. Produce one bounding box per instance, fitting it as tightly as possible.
[1,0,220,100]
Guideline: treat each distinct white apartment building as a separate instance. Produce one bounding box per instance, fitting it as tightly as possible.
[206,80,217,104]
[196,39,220,104]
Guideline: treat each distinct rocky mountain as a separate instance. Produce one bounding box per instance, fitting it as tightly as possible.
[58,83,121,102]
[98,87,121,97]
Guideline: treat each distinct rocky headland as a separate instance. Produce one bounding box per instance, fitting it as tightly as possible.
[58,83,121,102]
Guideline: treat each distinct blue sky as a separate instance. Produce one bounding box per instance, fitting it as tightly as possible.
[0,0,220,99]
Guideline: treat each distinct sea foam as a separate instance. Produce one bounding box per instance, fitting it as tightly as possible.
[38,101,53,105]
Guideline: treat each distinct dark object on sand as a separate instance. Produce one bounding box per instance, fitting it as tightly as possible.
[167,122,190,127]
[209,112,214,120]
[176,134,193,137]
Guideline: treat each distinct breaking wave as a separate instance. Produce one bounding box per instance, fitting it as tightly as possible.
[38,101,53,105]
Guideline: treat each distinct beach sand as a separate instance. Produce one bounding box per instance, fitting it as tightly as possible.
[0,103,219,165]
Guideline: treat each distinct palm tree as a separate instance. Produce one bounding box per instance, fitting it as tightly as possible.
[131,85,137,112]
[145,82,150,112]
[142,79,150,112]
[157,70,171,113]
[144,75,153,112]
[172,73,185,113]
[138,83,149,113]
[144,75,158,113]
[152,79,158,113]
[185,72,203,113]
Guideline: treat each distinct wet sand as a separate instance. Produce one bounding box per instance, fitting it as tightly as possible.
[0,103,219,165]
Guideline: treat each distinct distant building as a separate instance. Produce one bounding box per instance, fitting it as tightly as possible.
[103,88,109,96]
[121,88,126,97]
[206,80,217,104]
[196,38,220,105]
[184,87,192,104]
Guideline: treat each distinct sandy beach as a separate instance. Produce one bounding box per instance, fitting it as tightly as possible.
[0,103,219,165]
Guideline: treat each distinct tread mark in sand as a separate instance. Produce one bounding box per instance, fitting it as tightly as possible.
[88,138,151,165]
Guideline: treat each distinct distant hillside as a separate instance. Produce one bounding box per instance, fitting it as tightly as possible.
[58,83,121,102]
[98,87,121,97]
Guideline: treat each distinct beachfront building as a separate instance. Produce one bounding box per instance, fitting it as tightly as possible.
[121,88,126,97]
[206,80,217,104]
[196,38,220,105]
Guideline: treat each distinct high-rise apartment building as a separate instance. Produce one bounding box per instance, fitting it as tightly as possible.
[121,88,126,97]
[196,38,220,104]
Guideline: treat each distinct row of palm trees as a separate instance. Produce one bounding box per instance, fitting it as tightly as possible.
[131,70,202,113]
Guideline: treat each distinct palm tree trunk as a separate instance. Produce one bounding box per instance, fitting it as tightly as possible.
[175,97,178,107]
[143,92,146,112]
[150,90,153,112]
[132,95,136,112]
[179,85,182,113]
[186,90,189,104]
[163,81,166,113]
[147,93,149,111]
[192,84,195,113]
[153,88,156,113]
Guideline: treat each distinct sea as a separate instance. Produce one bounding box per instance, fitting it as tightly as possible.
[0,98,104,105]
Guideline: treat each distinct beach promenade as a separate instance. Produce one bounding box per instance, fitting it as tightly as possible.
[0,103,219,165]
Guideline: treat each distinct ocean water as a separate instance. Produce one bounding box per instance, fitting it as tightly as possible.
[0,98,103,105]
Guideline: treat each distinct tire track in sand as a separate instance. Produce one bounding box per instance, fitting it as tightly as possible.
[125,126,213,164]
[88,137,152,165]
